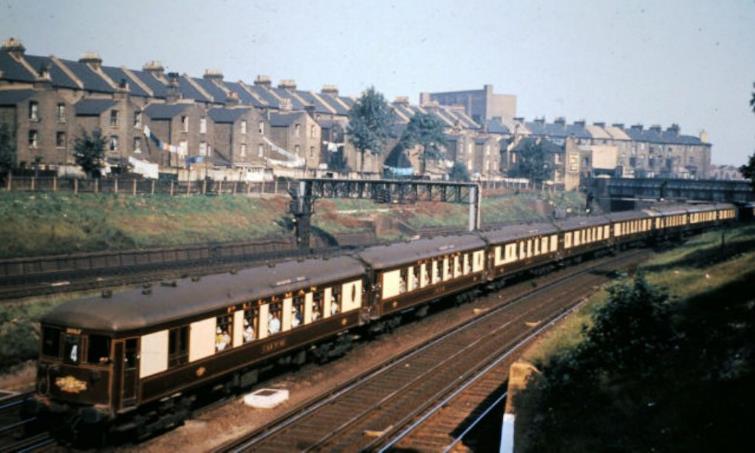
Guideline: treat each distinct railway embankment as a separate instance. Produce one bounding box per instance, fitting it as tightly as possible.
[0,191,584,259]
[512,223,755,453]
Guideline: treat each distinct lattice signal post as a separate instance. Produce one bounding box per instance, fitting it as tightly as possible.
[289,179,482,250]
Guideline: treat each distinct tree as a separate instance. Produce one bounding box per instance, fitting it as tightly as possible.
[400,112,447,175]
[448,161,470,181]
[347,87,393,174]
[739,152,755,191]
[0,122,16,174]
[508,139,553,185]
[73,128,107,178]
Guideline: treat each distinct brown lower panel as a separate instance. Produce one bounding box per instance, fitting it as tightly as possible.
[138,311,360,405]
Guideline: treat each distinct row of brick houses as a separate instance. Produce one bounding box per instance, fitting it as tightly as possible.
[0,38,712,183]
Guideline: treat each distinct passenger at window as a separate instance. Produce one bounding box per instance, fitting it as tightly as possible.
[292,304,302,327]
[312,302,321,321]
[215,327,230,351]
[243,319,255,342]
[268,311,281,334]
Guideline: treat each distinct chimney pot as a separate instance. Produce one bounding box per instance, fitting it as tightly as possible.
[79,51,102,69]
[143,60,165,73]
[1,37,25,56]
[278,79,297,90]
[321,84,339,95]
[254,75,271,87]
[203,69,224,81]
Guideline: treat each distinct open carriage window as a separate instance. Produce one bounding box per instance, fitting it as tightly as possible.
[87,334,111,364]
[312,290,324,321]
[422,262,431,286]
[215,314,232,352]
[243,306,259,343]
[292,293,305,327]
[330,286,341,315]
[268,301,282,334]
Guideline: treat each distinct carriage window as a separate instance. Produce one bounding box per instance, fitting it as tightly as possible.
[63,334,80,364]
[464,254,471,273]
[268,302,282,334]
[443,257,450,280]
[432,260,440,283]
[243,307,259,343]
[42,327,61,358]
[87,334,111,364]
[292,294,304,327]
[454,256,461,276]
[312,290,324,321]
[168,326,189,367]
[411,265,420,289]
[399,268,408,293]
[423,262,431,285]
[330,286,341,315]
[215,314,232,352]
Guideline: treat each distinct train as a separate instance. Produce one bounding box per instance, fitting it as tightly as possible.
[28,202,741,442]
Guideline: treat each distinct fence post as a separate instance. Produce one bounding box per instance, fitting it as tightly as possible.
[232,181,237,195]
[170,180,174,196]
[151,179,155,195]
[187,181,191,195]
[132,179,137,196]
[31,177,36,191]
[246,182,251,195]
[74,178,78,194]
[202,179,207,195]
[5,172,10,191]
[218,180,223,194]
[114,177,119,194]
[94,179,99,194]
[274,178,278,194]
[53,176,57,192]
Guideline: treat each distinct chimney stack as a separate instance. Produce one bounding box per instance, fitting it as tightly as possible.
[630,124,644,130]
[667,123,680,134]
[278,79,297,90]
[166,72,181,102]
[254,75,272,87]
[649,124,662,133]
[143,61,165,79]
[279,98,292,112]
[574,120,586,127]
[554,117,566,126]
[226,90,239,106]
[393,96,410,107]
[203,69,224,81]
[593,122,605,128]
[612,123,624,129]
[321,84,339,96]
[79,51,103,70]
[1,37,25,58]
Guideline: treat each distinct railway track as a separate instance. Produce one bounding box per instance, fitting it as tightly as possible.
[216,250,647,452]
[0,391,54,453]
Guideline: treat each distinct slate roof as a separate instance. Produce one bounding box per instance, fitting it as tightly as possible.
[208,107,250,123]
[247,85,280,108]
[178,76,211,102]
[75,98,116,116]
[60,59,114,93]
[144,103,189,119]
[269,111,303,127]
[0,50,36,82]
[194,77,227,103]
[0,89,35,105]
[295,90,334,114]
[101,66,150,97]
[23,55,79,89]
[319,93,350,115]
[224,82,266,108]
[271,87,306,110]
[485,118,510,134]
[131,70,167,98]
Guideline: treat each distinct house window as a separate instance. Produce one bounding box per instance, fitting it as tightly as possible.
[134,137,142,153]
[29,101,39,121]
[28,130,38,148]
[258,121,264,135]
[258,144,264,158]
[110,110,119,127]
[309,146,314,158]
[134,110,142,128]
[56,131,66,148]
[310,125,316,138]
[199,141,207,156]
[179,140,188,155]
[181,116,188,132]
[56,103,65,122]
[295,123,301,138]
[200,116,207,134]
[241,120,247,134]
[110,135,119,151]
[240,143,247,157]
[294,144,300,155]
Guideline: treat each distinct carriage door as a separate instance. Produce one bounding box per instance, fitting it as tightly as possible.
[122,338,139,407]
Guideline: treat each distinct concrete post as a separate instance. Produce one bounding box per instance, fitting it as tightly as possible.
[468,184,481,232]
[151,179,155,195]
[169,180,174,196]
[114,178,119,194]
[31,177,35,191]
[74,178,78,194]
[132,179,137,195]
[202,179,207,195]
[53,176,57,192]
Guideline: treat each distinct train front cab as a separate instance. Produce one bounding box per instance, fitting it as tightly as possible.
[33,324,119,434]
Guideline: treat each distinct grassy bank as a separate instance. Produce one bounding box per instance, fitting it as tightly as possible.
[0,191,586,258]
[516,223,755,452]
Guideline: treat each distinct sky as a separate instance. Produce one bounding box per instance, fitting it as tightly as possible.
[1,0,753,165]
